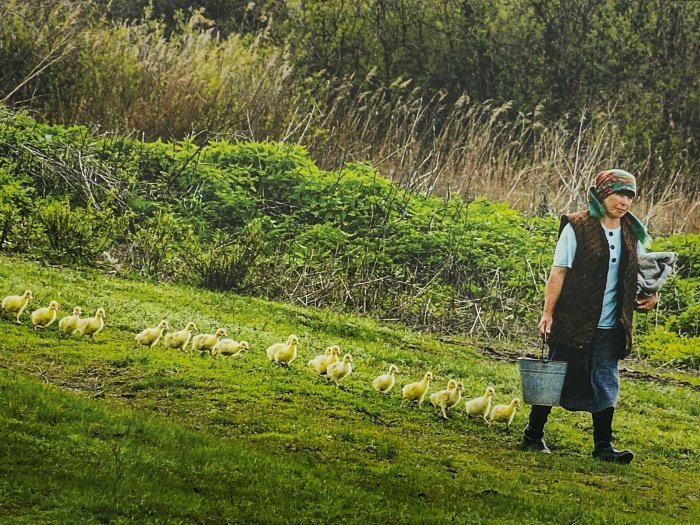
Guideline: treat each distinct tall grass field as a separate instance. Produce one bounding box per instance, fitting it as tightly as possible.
[1,255,698,524]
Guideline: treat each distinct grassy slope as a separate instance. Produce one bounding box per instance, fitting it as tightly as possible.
[0,254,698,524]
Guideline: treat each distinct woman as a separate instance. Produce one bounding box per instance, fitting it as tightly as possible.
[522,169,657,463]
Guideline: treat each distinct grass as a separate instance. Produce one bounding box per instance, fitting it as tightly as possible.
[0,254,699,524]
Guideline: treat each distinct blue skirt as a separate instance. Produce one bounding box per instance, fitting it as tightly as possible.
[549,326,624,413]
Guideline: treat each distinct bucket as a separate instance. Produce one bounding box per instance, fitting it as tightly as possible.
[518,357,568,406]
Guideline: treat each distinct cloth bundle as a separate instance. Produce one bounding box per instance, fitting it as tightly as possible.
[637,251,677,296]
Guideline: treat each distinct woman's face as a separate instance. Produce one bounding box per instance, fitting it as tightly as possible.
[602,191,634,219]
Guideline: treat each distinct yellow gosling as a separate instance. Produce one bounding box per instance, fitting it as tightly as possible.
[30,300,59,330]
[401,371,433,408]
[163,322,197,351]
[266,334,299,366]
[191,328,227,355]
[326,353,353,387]
[429,379,455,417]
[308,347,332,374]
[58,306,82,334]
[488,398,522,428]
[372,364,399,394]
[135,320,169,349]
[448,381,465,410]
[464,386,496,423]
[320,345,340,375]
[213,339,250,357]
[2,289,33,324]
[308,345,340,375]
[430,380,464,419]
[74,308,106,341]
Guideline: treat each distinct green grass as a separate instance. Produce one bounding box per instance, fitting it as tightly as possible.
[0,254,699,524]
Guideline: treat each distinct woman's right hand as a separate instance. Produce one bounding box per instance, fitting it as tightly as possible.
[538,315,552,339]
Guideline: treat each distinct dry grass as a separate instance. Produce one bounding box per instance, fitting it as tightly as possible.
[286,78,698,234]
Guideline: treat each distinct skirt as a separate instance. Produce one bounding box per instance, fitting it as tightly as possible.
[548,326,625,413]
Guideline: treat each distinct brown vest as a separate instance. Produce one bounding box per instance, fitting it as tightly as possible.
[549,211,639,357]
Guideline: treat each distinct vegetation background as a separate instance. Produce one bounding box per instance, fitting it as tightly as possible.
[0,0,698,230]
[0,0,698,523]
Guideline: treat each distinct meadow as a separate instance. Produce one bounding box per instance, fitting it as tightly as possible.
[1,3,698,522]
[1,255,698,524]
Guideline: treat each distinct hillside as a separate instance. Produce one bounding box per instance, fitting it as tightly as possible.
[1,255,698,524]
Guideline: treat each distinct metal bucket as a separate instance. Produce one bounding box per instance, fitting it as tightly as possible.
[518,357,568,406]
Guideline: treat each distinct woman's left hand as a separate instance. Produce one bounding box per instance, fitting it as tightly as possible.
[635,293,659,313]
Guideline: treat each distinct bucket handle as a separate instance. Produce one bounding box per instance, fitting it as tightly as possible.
[541,333,548,361]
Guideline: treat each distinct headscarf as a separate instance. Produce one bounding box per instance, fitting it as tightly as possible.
[587,169,652,248]
[594,169,637,200]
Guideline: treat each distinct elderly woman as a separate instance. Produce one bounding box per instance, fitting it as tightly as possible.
[522,169,658,463]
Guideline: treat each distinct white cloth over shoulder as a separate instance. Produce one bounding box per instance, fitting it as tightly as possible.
[637,252,677,295]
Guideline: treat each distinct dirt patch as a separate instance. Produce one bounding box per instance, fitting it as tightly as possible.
[616,367,700,392]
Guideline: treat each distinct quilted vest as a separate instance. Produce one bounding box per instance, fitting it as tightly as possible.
[549,211,639,357]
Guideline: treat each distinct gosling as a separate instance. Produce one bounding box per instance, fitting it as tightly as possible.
[430,380,464,419]
[134,320,169,349]
[266,334,299,366]
[326,353,353,387]
[372,364,399,394]
[2,290,33,324]
[320,345,340,374]
[401,371,433,408]
[488,398,522,428]
[449,381,465,409]
[163,322,197,352]
[308,347,331,373]
[191,328,227,355]
[58,307,82,335]
[464,386,496,424]
[74,308,106,341]
[308,345,340,375]
[30,300,59,330]
[429,379,456,417]
[213,339,250,357]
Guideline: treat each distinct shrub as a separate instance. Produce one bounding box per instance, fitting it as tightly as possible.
[651,234,700,279]
[636,329,699,369]
[667,304,700,337]
[185,218,267,291]
[125,210,190,280]
[37,198,124,263]
[0,164,39,252]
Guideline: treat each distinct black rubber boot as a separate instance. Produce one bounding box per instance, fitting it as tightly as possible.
[592,442,634,464]
[521,426,551,453]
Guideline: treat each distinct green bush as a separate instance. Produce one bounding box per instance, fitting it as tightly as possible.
[126,210,189,280]
[652,234,700,279]
[636,329,699,369]
[0,164,38,252]
[37,198,124,263]
[667,304,700,338]
[185,218,267,291]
